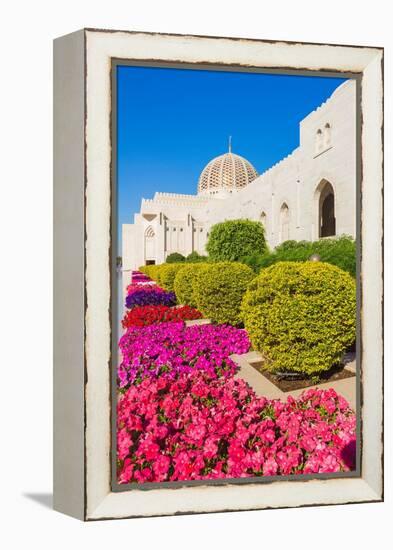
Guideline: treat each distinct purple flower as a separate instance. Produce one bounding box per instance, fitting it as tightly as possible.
[125,289,176,309]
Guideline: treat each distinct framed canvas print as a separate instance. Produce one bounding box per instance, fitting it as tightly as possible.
[53,28,384,521]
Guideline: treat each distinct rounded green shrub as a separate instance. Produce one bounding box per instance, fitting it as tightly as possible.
[193,262,255,325]
[241,261,356,375]
[148,264,161,282]
[206,219,267,262]
[274,240,310,253]
[186,251,208,263]
[139,264,160,281]
[166,252,186,263]
[241,236,356,277]
[173,263,209,307]
[156,263,186,292]
[314,236,356,277]
[153,263,168,286]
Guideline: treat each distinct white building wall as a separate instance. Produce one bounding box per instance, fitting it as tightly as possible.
[204,80,356,249]
[297,80,357,241]
[122,80,356,269]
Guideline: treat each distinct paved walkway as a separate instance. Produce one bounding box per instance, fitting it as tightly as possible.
[183,317,356,410]
[185,318,212,327]
[232,351,357,411]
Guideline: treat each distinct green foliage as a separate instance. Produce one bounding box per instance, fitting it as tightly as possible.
[239,252,270,273]
[241,236,356,277]
[173,263,209,307]
[193,262,255,325]
[313,236,356,276]
[185,251,208,263]
[241,261,356,375]
[206,219,267,262]
[139,264,160,281]
[154,263,169,286]
[166,252,186,263]
[156,263,185,291]
[274,240,310,253]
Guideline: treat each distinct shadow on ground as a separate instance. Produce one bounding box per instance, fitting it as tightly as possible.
[23,493,53,509]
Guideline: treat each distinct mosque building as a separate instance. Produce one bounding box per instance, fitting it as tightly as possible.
[122,79,356,283]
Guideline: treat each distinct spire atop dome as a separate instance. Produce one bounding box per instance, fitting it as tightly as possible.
[228,135,232,153]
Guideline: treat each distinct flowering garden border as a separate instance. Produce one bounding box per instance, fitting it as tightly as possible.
[54,29,383,521]
[116,272,357,484]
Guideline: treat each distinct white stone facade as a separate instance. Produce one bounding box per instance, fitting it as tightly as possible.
[122,80,356,278]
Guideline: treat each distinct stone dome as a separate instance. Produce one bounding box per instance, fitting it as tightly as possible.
[198,148,258,196]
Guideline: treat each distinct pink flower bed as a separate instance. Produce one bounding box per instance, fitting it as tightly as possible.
[117,270,356,485]
[126,282,163,295]
[126,272,165,300]
[117,374,356,483]
[131,271,152,284]
[118,322,250,388]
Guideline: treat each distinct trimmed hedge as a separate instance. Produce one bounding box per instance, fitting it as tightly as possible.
[185,251,208,263]
[241,261,356,375]
[206,219,267,262]
[154,263,169,286]
[155,263,185,292]
[138,264,160,281]
[241,236,356,277]
[193,262,255,325]
[166,252,186,263]
[138,265,149,276]
[173,262,209,307]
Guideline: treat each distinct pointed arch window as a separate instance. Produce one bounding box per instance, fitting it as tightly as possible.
[279,203,290,242]
[315,129,323,154]
[144,226,156,261]
[315,124,332,156]
[324,123,332,148]
[318,181,336,237]
[260,211,267,232]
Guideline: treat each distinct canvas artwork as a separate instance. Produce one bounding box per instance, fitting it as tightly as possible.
[54,29,383,520]
[114,65,359,487]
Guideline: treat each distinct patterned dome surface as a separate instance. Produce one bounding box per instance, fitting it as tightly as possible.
[198,151,258,196]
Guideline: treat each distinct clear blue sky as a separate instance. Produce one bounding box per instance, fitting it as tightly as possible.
[117,65,346,250]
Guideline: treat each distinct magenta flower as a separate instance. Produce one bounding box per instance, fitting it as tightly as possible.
[118,322,250,387]
[117,373,356,484]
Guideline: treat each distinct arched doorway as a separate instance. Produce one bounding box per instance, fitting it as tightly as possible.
[318,181,336,237]
[279,203,290,242]
[144,226,156,263]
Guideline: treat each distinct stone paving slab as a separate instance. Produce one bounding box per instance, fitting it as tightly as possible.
[232,353,283,400]
[342,352,356,373]
[185,318,211,327]
[231,351,357,411]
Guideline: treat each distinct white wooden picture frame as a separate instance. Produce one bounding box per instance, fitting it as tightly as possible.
[53,28,383,521]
